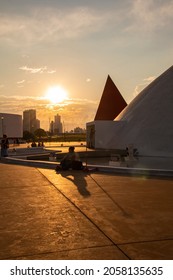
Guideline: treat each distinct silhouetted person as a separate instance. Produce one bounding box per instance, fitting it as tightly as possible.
[1,134,9,157]
[56,146,83,171]
[31,141,37,147]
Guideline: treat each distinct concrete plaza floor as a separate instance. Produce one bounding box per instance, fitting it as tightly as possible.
[0,162,173,260]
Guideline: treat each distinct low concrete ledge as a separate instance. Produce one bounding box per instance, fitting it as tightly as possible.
[97,164,173,178]
[1,156,58,169]
[8,147,46,155]
[1,156,173,178]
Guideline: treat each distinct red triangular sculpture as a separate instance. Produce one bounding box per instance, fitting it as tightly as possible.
[94,75,127,120]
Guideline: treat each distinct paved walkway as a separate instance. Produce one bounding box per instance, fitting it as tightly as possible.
[0,163,173,260]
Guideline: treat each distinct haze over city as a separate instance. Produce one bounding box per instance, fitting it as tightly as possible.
[0,0,173,130]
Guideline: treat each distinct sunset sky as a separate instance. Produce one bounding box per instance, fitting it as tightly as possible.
[0,0,173,131]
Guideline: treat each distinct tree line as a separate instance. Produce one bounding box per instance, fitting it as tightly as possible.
[23,129,86,142]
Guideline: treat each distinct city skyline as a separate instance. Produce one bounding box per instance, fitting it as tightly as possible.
[1,110,84,139]
[0,0,173,130]
[22,109,83,133]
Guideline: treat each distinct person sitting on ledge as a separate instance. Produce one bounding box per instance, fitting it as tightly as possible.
[56,146,83,171]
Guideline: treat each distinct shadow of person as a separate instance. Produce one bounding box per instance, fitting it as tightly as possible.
[60,170,91,197]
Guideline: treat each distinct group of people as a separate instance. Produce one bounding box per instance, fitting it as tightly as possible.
[1,134,9,157]
[31,141,44,147]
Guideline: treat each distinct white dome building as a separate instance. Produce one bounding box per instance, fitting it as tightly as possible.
[87,65,173,156]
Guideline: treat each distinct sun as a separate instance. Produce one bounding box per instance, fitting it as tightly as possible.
[45,86,68,104]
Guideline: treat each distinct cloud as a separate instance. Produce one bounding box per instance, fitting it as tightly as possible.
[19,66,46,73]
[126,0,173,33]
[17,80,25,84]
[19,66,56,74]
[0,4,127,47]
[133,75,156,97]
[143,76,155,82]
[0,7,104,44]
[0,1,172,48]
[47,70,56,74]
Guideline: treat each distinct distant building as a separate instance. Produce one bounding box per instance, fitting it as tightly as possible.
[49,121,54,134]
[54,114,63,134]
[0,113,23,138]
[49,114,63,134]
[36,119,40,130]
[23,109,40,133]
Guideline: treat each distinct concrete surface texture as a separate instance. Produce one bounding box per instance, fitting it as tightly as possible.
[0,163,173,260]
[107,65,173,156]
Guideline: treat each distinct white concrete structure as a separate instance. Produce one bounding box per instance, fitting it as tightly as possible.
[0,113,23,138]
[86,120,125,149]
[87,65,173,156]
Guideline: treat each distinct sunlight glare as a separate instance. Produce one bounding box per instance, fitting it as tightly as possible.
[45,86,68,104]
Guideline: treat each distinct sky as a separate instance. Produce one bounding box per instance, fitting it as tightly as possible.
[0,0,173,131]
